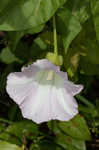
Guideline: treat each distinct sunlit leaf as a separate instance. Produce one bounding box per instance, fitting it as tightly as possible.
[0,141,22,150]
[64,0,90,23]
[0,0,67,31]
[91,0,99,41]
[56,8,81,53]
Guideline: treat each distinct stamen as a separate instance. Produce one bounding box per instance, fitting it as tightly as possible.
[46,70,54,81]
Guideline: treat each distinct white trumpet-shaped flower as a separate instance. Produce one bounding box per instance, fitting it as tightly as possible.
[6,59,83,124]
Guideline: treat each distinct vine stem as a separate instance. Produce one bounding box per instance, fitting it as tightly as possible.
[53,16,58,55]
[76,95,95,108]
[0,118,13,124]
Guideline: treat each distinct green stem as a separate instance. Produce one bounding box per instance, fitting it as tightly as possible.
[0,118,13,124]
[53,16,58,55]
[76,95,95,108]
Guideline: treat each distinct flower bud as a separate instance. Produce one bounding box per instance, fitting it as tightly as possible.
[46,52,63,66]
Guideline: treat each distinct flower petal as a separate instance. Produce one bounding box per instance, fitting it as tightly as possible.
[6,71,38,105]
[19,69,67,123]
[21,63,40,73]
[20,83,78,123]
[20,84,52,123]
[34,59,59,71]
[51,88,78,121]
[64,81,83,96]
[57,71,68,81]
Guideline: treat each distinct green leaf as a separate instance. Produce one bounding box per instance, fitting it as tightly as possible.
[58,115,91,140]
[7,24,44,52]
[0,141,22,150]
[64,0,90,23]
[56,8,81,53]
[0,47,22,64]
[0,123,6,132]
[13,40,30,61]
[26,24,44,34]
[80,57,99,76]
[0,0,67,31]
[56,0,90,53]
[30,140,63,150]
[30,37,47,60]
[0,130,21,146]
[91,0,99,41]
[0,120,39,143]
[39,140,63,150]
[7,32,25,52]
[0,0,10,13]
[13,37,47,62]
[48,121,86,150]
[81,40,99,64]
[56,134,86,150]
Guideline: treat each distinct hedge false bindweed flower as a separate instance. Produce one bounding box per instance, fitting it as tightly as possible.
[6,59,83,124]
